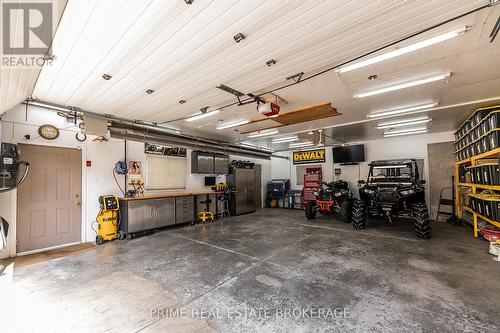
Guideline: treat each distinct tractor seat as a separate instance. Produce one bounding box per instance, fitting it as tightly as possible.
[198,198,214,224]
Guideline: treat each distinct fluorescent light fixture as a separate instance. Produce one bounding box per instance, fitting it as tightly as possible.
[376,117,432,129]
[368,102,438,118]
[336,27,467,73]
[384,129,429,137]
[247,129,279,138]
[385,126,428,135]
[289,141,314,148]
[216,119,250,130]
[384,126,429,137]
[185,109,220,122]
[354,74,451,99]
[272,136,299,143]
[260,146,275,152]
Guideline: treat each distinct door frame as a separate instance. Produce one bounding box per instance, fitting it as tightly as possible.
[14,143,87,256]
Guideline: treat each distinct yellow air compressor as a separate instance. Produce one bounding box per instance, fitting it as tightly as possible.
[96,195,120,245]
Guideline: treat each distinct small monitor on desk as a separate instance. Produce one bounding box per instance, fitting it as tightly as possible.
[205,176,216,186]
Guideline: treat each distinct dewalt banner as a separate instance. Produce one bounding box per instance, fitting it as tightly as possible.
[293,149,326,165]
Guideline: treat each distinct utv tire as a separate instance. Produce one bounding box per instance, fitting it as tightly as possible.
[340,198,352,223]
[351,199,366,230]
[305,201,317,220]
[412,203,431,239]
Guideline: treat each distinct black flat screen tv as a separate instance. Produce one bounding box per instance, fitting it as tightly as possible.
[333,145,365,164]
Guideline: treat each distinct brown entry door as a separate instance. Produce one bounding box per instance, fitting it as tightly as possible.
[17,144,82,253]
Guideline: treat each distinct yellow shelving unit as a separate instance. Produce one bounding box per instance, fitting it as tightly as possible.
[457,183,500,191]
[455,147,500,237]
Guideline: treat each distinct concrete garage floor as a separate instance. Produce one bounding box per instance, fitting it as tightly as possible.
[2,208,500,332]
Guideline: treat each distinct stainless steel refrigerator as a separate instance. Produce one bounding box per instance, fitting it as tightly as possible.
[226,167,260,215]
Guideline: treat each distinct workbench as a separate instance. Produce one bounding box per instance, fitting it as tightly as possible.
[118,191,228,239]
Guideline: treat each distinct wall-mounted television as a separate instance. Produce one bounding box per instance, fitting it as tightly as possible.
[333,145,365,164]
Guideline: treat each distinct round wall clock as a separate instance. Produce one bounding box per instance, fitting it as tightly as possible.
[38,124,60,140]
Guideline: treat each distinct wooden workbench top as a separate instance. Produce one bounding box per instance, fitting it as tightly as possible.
[119,191,227,201]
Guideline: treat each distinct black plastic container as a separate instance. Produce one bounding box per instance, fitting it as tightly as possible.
[466,133,472,146]
[481,116,491,135]
[481,135,490,153]
[469,166,477,183]
[465,120,472,133]
[475,109,490,125]
[480,165,490,185]
[459,127,466,138]
[488,130,500,150]
[485,164,500,185]
[482,196,500,221]
[475,140,483,155]
[459,149,465,161]
[470,195,478,211]
[475,126,482,140]
[487,112,500,131]
[469,142,476,157]
[477,197,485,215]
[474,165,483,184]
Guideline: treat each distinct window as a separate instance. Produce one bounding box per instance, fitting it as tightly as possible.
[146,154,186,190]
[296,165,322,185]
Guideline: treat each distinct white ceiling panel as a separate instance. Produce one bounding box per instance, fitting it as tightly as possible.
[0,0,67,115]
[122,0,485,119]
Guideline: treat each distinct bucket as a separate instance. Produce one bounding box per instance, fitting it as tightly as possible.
[487,112,500,131]
[488,130,500,151]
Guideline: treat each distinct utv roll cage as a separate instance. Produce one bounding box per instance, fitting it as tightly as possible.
[367,159,419,185]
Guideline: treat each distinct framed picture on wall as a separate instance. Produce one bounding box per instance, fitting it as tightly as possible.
[129,161,142,175]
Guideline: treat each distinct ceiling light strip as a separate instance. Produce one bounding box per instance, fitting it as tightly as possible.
[354,74,450,99]
[376,116,429,127]
[185,109,220,122]
[272,136,299,143]
[289,141,314,148]
[247,129,279,138]
[384,126,428,135]
[384,129,429,137]
[367,102,438,118]
[216,119,250,130]
[336,27,467,73]
[376,118,432,129]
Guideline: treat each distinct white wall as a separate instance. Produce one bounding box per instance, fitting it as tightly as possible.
[0,105,272,258]
[277,131,455,201]
[0,106,126,258]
